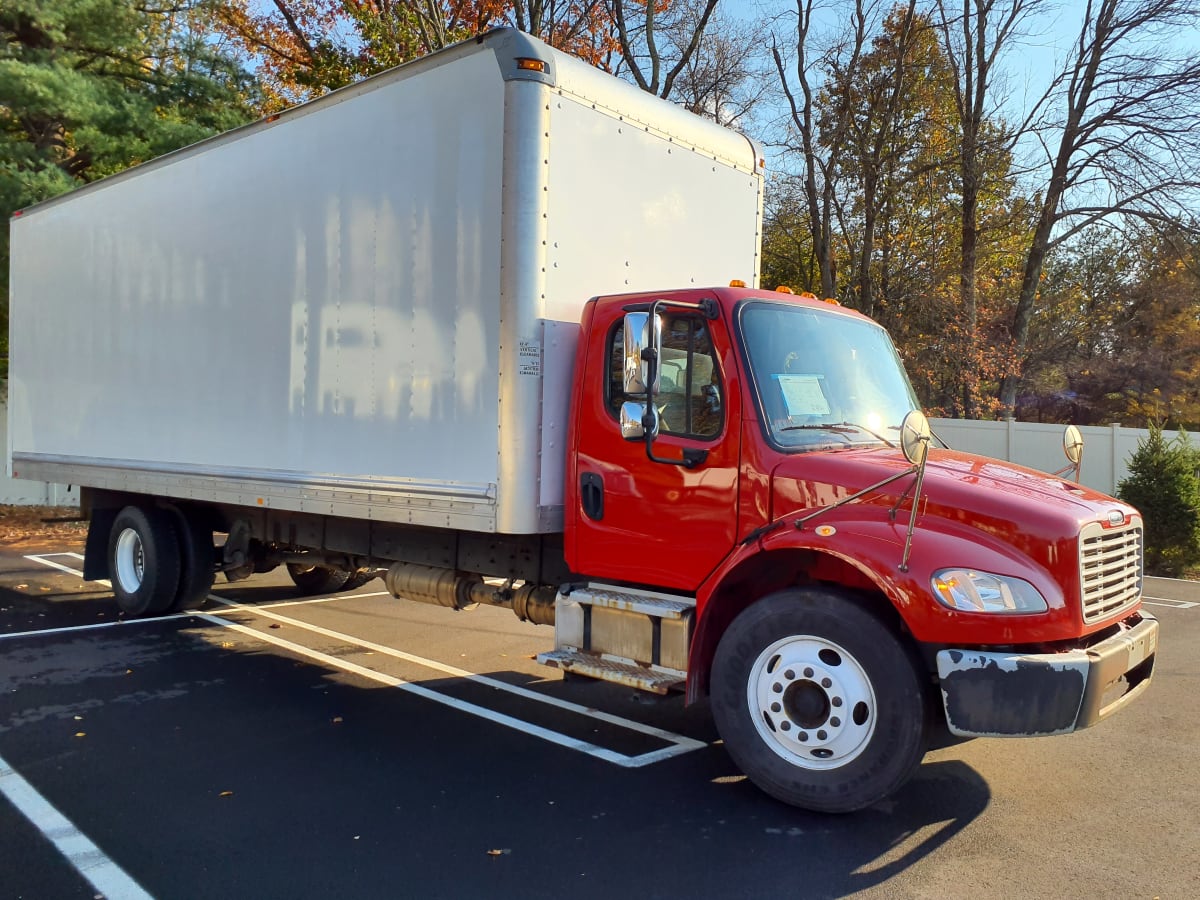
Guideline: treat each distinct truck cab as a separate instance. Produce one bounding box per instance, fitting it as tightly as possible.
[549,285,1157,813]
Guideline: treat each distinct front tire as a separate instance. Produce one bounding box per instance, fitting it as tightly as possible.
[711,588,928,813]
[107,506,181,617]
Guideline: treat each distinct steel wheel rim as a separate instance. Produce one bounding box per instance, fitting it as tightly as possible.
[114,528,145,593]
[747,634,877,770]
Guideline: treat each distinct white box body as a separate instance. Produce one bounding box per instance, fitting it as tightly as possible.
[8,30,762,534]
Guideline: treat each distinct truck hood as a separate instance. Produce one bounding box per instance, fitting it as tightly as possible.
[770,447,1137,562]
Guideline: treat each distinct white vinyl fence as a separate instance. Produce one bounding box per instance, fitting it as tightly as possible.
[930,418,1195,497]
[0,398,1181,506]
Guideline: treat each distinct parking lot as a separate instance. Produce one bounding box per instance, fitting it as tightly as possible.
[1,540,1197,900]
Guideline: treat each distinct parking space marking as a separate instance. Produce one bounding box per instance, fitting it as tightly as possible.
[22,553,91,578]
[19,554,707,768]
[197,611,704,768]
[0,752,154,900]
[204,595,706,766]
[4,555,383,642]
[1143,597,1198,609]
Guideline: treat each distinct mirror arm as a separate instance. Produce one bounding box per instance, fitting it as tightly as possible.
[898,459,928,572]
[643,435,708,469]
[794,467,917,528]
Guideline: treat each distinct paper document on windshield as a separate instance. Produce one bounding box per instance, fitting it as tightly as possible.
[774,374,832,417]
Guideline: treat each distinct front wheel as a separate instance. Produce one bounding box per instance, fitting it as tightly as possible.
[711,588,928,813]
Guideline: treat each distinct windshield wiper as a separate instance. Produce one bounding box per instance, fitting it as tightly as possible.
[779,423,857,433]
[779,422,897,447]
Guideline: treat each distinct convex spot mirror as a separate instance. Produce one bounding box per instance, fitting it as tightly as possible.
[1063,424,1084,465]
[621,401,659,440]
[900,409,931,467]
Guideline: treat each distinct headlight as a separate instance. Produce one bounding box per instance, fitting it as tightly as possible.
[931,569,1048,614]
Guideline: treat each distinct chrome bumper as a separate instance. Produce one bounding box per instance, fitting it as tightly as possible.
[936,612,1158,738]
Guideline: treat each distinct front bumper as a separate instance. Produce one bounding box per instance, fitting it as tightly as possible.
[936,612,1158,738]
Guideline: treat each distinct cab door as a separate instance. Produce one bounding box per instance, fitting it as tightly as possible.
[568,303,741,592]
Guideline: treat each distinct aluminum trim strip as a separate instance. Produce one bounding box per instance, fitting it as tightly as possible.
[12,452,495,501]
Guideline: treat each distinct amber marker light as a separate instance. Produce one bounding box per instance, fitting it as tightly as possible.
[729,279,747,288]
[775,285,794,294]
[516,58,546,72]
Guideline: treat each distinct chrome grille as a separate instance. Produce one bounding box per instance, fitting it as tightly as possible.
[1079,521,1143,624]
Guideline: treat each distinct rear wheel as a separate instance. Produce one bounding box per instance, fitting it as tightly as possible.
[711,588,928,813]
[107,506,181,617]
[287,563,352,595]
[168,509,215,612]
[342,569,379,591]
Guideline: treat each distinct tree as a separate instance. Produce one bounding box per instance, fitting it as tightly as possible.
[1000,0,1200,414]
[666,2,768,127]
[1117,424,1200,575]
[607,0,722,102]
[215,0,617,111]
[771,0,880,301]
[0,0,255,381]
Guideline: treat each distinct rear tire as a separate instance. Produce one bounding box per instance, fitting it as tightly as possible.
[168,509,215,612]
[711,588,928,813]
[107,506,181,617]
[342,569,379,591]
[287,563,352,595]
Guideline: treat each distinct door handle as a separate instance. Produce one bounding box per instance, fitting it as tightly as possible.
[580,472,604,521]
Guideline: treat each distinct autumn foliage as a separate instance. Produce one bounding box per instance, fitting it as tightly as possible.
[214,0,619,110]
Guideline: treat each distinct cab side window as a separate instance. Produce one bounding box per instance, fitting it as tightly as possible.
[607,315,723,439]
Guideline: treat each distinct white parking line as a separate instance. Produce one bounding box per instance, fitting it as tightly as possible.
[20,555,706,768]
[1143,596,1198,609]
[0,753,154,900]
[203,594,705,767]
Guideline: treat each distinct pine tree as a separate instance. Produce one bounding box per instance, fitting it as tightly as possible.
[1116,425,1200,576]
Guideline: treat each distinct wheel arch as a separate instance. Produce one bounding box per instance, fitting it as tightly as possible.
[687,546,912,704]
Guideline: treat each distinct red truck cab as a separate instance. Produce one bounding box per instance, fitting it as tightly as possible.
[555,286,1157,813]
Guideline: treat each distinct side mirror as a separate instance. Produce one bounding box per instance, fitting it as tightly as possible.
[900,409,931,467]
[1058,424,1084,483]
[1063,424,1083,465]
[622,312,662,396]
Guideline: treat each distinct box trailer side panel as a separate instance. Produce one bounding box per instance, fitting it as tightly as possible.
[10,45,509,528]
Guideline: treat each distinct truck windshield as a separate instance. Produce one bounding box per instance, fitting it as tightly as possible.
[739,300,921,450]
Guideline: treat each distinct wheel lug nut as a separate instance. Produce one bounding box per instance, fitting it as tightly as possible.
[798,732,808,742]
[803,667,814,678]
[784,669,795,680]
[817,730,827,741]
[771,702,781,713]
[781,721,791,731]
[821,677,832,688]
[832,697,843,707]
[772,683,783,694]
[830,717,841,727]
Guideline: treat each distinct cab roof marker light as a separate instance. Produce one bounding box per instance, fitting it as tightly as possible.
[775,285,794,294]
[729,279,746,288]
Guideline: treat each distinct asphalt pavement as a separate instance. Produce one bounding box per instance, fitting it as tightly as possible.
[0,542,1196,900]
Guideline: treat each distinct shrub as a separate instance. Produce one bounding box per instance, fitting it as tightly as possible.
[1117,425,1200,576]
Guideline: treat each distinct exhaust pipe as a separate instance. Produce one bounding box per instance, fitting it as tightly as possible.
[384,562,556,625]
